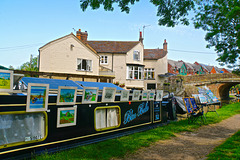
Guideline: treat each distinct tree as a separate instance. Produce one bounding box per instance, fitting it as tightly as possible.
[80,0,240,67]
[20,55,38,71]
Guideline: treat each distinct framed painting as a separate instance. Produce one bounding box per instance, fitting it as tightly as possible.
[142,90,148,101]
[120,90,129,101]
[82,87,98,104]
[183,97,193,113]
[0,69,13,93]
[132,90,140,101]
[198,94,208,104]
[156,90,163,101]
[57,86,77,105]
[57,107,77,128]
[102,87,116,102]
[26,83,49,112]
[148,90,155,100]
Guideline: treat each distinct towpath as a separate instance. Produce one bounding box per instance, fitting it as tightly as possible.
[119,114,240,160]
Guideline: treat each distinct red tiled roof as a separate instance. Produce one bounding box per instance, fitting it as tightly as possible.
[144,49,167,60]
[87,41,140,53]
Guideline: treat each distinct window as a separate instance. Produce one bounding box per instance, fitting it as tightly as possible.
[144,68,155,79]
[95,106,120,131]
[133,50,140,61]
[0,112,47,148]
[127,66,143,80]
[77,59,92,71]
[100,55,108,64]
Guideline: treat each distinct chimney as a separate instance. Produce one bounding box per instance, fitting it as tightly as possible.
[76,29,88,44]
[139,31,143,44]
[163,39,167,51]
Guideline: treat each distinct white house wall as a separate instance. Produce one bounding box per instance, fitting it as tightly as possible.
[39,35,99,76]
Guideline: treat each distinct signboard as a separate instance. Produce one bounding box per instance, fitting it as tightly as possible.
[153,101,161,123]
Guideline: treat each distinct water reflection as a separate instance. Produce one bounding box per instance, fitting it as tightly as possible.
[221,97,239,105]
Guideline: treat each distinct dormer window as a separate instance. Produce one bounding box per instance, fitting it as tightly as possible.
[133,50,140,61]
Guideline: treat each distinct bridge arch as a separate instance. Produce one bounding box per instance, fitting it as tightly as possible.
[217,82,240,99]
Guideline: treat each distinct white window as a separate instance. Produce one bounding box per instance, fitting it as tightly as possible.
[133,50,140,61]
[144,68,155,79]
[77,59,92,71]
[100,55,108,64]
[127,66,143,80]
[95,106,120,131]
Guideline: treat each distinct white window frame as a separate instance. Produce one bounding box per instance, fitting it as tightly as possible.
[77,58,92,71]
[127,65,143,80]
[100,55,108,64]
[144,68,155,79]
[133,50,140,61]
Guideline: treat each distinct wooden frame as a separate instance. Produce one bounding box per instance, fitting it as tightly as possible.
[57,106,77,128]
[26,83,49,112]
[0,69,13,93]
[56,86,77,105]
[148,90,155,100]
[141,90,148,101]
[82,87,99,104]
[132,90,141,101]
[120,90,129,101]
[156,90,163,101]
[101,87,116,102]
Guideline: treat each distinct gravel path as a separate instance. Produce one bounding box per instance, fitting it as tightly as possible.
[120,114,240,160]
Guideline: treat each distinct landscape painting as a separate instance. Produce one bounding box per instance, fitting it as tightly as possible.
[120,90,129,101]
[132,90,140,101]
[57,87,77,105]
[142,91,148,101]
[57,107,77,128]
[82,87,98,104]
[149,91,155,100]
[102,87,116,102]
[26,83,49,112]
[156,90,163,101]
[0,69,13,92]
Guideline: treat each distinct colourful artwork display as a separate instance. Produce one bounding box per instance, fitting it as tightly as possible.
[57,86,77,105]
[156,90,164,101]
[142,91,148,101]
[148,91,155,100]
[132,90,140,101]
[82,87,98,104]
[183,97,193,113]
[120,90,129,101]
[198,94,208,104]
[0,69,13,92]
[190,97,198,110]
[102,87,116,102]
[57,107,77,128]
[26,83,49,112]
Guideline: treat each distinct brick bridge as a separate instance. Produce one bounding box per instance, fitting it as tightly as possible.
[168,73,240,100]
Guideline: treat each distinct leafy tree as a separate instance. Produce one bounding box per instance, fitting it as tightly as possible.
[80,0,240,67]
[20,55,38,71]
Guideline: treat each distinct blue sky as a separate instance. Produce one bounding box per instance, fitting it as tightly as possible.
[0,0,220,68]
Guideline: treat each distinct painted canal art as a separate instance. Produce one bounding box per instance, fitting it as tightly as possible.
[123,102,149,124]
[59,89,75,103]
[84,89,97,102]
[29,86,47,109]
[0,72,11,90]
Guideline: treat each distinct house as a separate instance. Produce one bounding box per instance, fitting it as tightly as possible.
[143,40,168,89]
[39,29,168,90]
[39,33,101,81]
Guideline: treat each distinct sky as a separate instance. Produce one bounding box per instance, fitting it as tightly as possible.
[0,0,220,69]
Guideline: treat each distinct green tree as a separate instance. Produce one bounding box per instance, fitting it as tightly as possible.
[20,55,38,71]
[80,0,240,67]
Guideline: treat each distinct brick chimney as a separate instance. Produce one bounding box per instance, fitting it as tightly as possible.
[76,29,88,44]
[163,39,167,51]
[139,31,143,44]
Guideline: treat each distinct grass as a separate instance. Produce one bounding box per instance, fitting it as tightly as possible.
[34,102,240,160]
[207,130,240,160]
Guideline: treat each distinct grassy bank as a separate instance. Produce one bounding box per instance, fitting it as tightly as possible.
[207,130,240,159]
[34,102,240,160]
